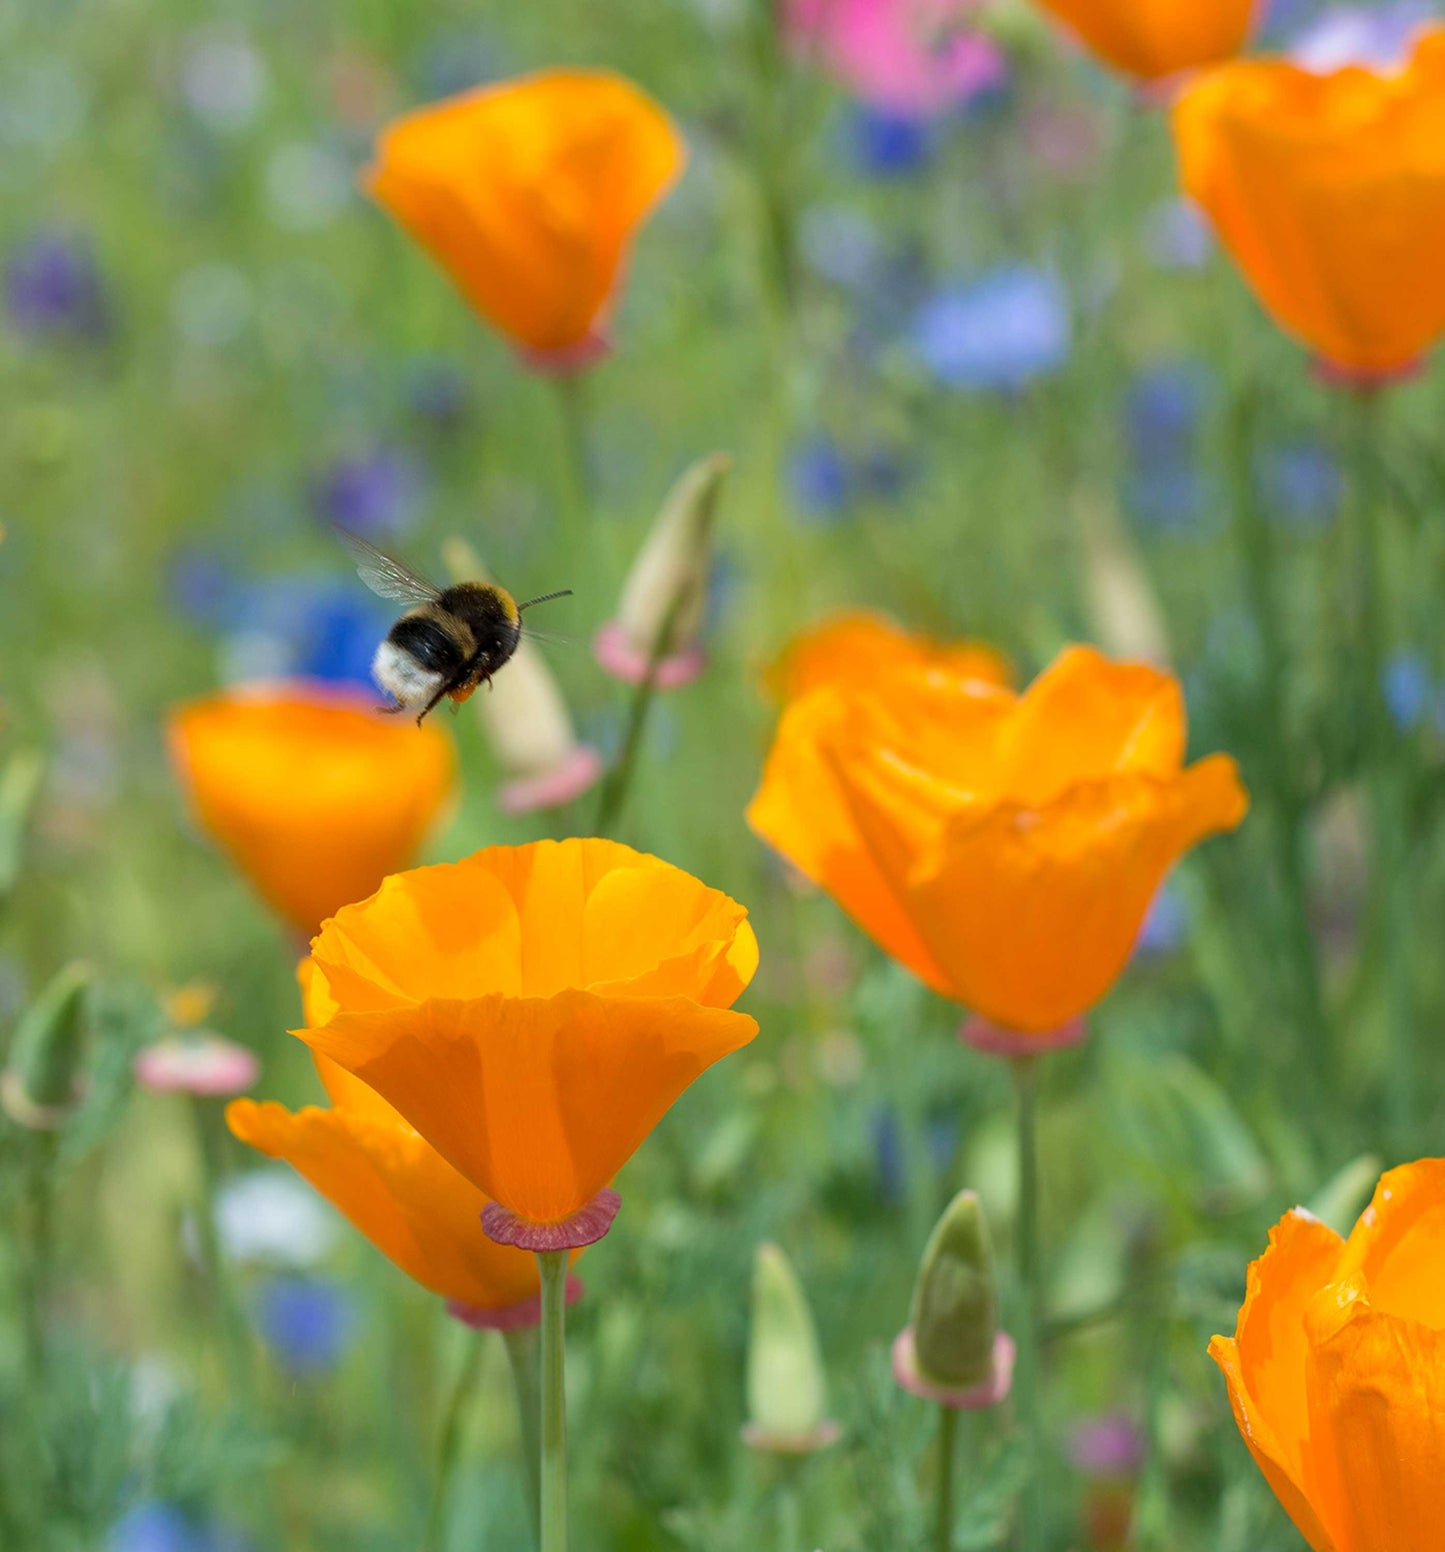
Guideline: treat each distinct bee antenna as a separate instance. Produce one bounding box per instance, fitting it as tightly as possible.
[516,589,574,612]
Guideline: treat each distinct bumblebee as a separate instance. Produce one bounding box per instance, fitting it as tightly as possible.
[337,528,571,724]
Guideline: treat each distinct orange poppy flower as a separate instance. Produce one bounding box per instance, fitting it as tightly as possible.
[294,839,758,1240]
[227,963,552,1319]
[168,684,456,938]
[765,610,1011,705]
[747,645,1246,1033]
[1211,1159,1445,1552]
[1032,0,1254,83]
[1174,31,1445,379]
[366,70,686,367]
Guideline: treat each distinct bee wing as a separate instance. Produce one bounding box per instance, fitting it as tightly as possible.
[334,526,442,606]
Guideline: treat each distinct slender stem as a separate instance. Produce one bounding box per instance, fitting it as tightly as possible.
[1348,391,1415,1151]
[776,1468,803,1552]
[503,1327,542,1534]
[1225,387,1328,1093]
[537,1250,570,1552]
[1011,1055,1043,1552]
[552,375,590,533]
[191,1096,250,1388]
[594,592,687,836]
[935,1405,958,1552]
[423,1335,485,1552]
[20,1130,57,1380]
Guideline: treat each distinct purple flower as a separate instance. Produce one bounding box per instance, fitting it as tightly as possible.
[1383,654,1432,731]
[846,106,935,177]
[220,574,391,690]
[1143,198,1213,272]
[253,1275,357,1374]
[312,448,425,538]
[1259,443,1341,530]
[4,231,110,341]
[911,267,1070,391]
[1135,886,1189,957]
[1291,1,1436,72]
[1067,1413,1146,1479]
[108,1503,250,1552]
[1124,364,1216,531]
[788,437,853,518]
[405,358,471,432]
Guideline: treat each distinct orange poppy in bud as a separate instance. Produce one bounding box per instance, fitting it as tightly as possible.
[227,958,545,1316]
[294,839,758,1231]
[765,611,1011,705]
[1032,0,1254,82]
[1211,1159,1445,1552]
[168,685,456,938]
[367,70,686,367]
[1174,31,1445,379]
[748,645,1246,1033]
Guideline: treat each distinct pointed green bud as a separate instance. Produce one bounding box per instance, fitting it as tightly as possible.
[7,960,92,1113]
[744,1242,837,1451]
[600,453,732,680]
[0,748,44,906]
[1307,1153,1384,1238]
[910,1190,1000,1390]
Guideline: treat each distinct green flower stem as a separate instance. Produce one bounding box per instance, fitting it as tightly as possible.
[423,1334,485,1552]
[936,1404,958,1552]
[1225,386,1329,1095]
[773,1459,804,1552]
[594,591,687,837]
[1011,1055,1043,1552]
[552,374,591,534]
[190,1096,250,1388]
[503,1327,543,1534]
[19,1130,58,1380]
[537,1249,570,1552]
[1347,391,1415,1152]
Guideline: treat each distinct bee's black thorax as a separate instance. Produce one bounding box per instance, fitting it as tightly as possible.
[437,583,522,674]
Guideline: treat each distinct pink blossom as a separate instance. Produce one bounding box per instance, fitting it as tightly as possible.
[787,0,1007,118]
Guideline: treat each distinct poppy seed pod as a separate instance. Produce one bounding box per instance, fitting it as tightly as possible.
[742,1243,839,1452]
[2,960,92,1127]
[594,453,732,689]
[893,1191,1014,1408]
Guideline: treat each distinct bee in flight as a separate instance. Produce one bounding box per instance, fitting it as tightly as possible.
[336,527,571,724]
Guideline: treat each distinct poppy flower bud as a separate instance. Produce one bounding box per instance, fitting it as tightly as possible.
[2,960,92,1128]
[742,1242,840,1453]
[893,1190,1015,1408]
[595,452,732,689]
[441,538,602,815]
[0,747,44,906]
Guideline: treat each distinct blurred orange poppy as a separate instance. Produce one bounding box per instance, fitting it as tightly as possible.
[765,611,1011,705]
[1032,0,1254,82]
[295,839,758,1239]
[1174,31,1445,379]
[168,685,456,938]
[367,70,686,367]
[748,646,1246,1033]
[1211,1159,1445,1551]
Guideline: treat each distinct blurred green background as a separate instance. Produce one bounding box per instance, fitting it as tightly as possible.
[5,0,1445,1548]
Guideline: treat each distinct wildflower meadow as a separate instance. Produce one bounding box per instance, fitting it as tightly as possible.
[5,2,1445,1550]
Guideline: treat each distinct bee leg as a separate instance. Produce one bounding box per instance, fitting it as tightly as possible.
[376,701,405,716]
[415,683,453,725]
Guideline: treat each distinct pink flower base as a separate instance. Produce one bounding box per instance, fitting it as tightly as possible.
[134,1034,260,1097]
[1134,71,1193,109]
[892,1328,1016,1410]
[481,1188,621,1251]
[593,621,706,690]
[1312,355,1426,393]
[447,1275,584,1332]
[740,1418,843,1454]
[517,330,611,377]
[958,1014,1088,1059]
[497,745,604,816]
